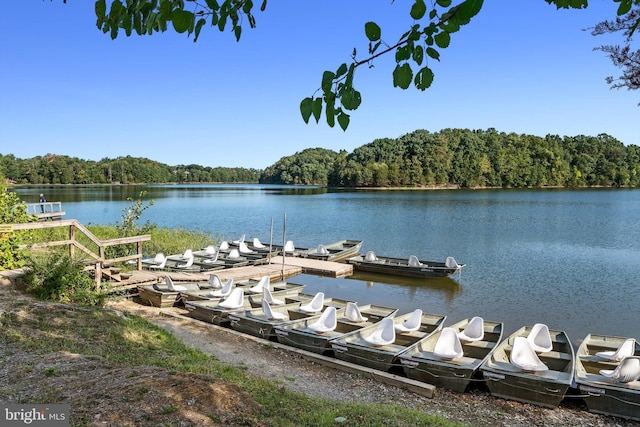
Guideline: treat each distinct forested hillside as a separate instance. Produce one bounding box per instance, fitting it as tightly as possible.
[259,129,640,188]
[0,154,260,184]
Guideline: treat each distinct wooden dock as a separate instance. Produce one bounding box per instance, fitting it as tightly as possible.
[25,202,65,221]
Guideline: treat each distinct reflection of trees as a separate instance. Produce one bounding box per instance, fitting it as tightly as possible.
[348,272,462,303]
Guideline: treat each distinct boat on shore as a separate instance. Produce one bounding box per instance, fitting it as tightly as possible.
[137,275,206,308]
[184,288,252,325]
[398,317,503,392]
[329,309,446,373]
[298,240,364,263]
[346,251,464,279]
[228,301,310,340]
[479,324,575,408]
[574,334,640,421]
[274,302,399,355]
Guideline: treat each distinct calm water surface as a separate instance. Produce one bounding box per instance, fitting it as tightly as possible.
[16,185,640,343]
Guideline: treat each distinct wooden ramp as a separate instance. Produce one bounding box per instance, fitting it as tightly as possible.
[268,256,353,278]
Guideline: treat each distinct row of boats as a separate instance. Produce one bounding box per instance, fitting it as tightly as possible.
[137,274,640,422]
[142,237,466,279]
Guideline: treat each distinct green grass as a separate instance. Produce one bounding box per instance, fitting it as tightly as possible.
[0,300,462,427]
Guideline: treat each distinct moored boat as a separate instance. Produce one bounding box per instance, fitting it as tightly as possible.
[284,292,354,320]
[228,301,308,340]
[574,334,640,421]
[479,324,575,408]
[184,287,252,325]
[346,251,464,279]
[299,240,364,263]
[329,309,446,373]
[398,317,503,392]
[274,302,399,355]
[137,275,203,308]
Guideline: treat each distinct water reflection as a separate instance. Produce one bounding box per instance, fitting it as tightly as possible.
[348,271,462,301]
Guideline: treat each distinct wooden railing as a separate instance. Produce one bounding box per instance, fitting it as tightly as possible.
[25,202,66,221]
[10,219,151,287]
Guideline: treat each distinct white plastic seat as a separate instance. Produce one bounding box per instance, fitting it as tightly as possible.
[165,275,188,292]
[510,336,549,372]
[458,316,485,342]
[394,309,422,333]
[307,307,337,333]
[202,251,219,264]
[181,249,193,259]
[227,249,241,259]
[433,327,464,359]
[177,255,194,269]
[208,274,223,289]
[218,288,244,309]
[600,356,640,383]
[527,323,553,353]
[219,241,229,251]
[299,292,324,313]
[248,276,269,294]
[363,318,396,346]
[238,241,254,254]
[408,255,422,267]
[596,338,636,362]
[284,240,296,253]
[203,245,216,256]
[208,279,234,297]
[232,234,246,245]
[253,238,266,249]
[316,244,329,255]
[263,287,284,305]
[262,299,287,320]
[148,253,167,269]
[445,256,461,269]
[345,302,368,322]
[364,251,378,262]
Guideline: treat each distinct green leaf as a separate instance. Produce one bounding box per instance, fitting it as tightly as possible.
[365,21,381,41]
[194,18,206,42]
[341,87,362,111]
[434,31,450,48]
[395,45,411,62]
[322,71,335,92]
[311,98,322,123]
[260,0,268,11]
[205,0,220,9]
[454,0,484,24]
[410,0,427,20]
[412,45,424,65]
[414,67,434,90]
[300,97,313,124]
[393,63,413,89]
[426,47,440,60]
[234,25,241,41]
[336,63,348,78]
[242,0,254,14]
[337,111,350,131]
[95,0,106,19]
[325,93,336,128]
[172,10,194,34]
[617,0,632,15]
[436,0,452,6]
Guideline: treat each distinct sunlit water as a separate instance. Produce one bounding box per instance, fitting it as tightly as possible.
[15,185,640,343]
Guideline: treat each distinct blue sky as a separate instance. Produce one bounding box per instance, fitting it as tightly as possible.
[1,1,638,169]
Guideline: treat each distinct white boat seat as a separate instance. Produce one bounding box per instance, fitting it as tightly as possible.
[510,336,549,372]
[408,255,422,267]
[203,245,216,256]
[232,234,246,245]
[317,244,329,255]
[253,238,266,249]
[227,249,241,259]
[262,299,287,321]
[458,316,485,342]
[148,253,167,269]
[177,255,194,269]
[202,251,219,264]
[445,256,461,269]
[181,249,193,259]
[345,302,368,322]
[527,323,553,353]
[600,356,640,383]
[248,276,269,294]
[165,275,188,292]
[208,274,223,289]
[307,307,337,333]
[433,327,464,359]
[263,287,284,305]
[218,288,244,309]
[284,240,296,253]
[208,279,234,297]
[363,318,396,346]
[596,338,636,362]
[299,292,324,313]
[364,251,378,262]
[219,241,229,251]
[238,241,254,254]
[395,309,422,333]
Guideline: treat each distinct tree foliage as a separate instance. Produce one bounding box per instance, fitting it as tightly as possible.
[0,154,260,185]
[259,128,640,188]
[0,174,37,270]
[92,0,639,129]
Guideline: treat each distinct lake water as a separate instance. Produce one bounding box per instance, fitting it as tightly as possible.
[15,185,640,343]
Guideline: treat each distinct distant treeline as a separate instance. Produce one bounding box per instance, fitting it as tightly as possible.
[0,154,260,184]
[259,128,640,188]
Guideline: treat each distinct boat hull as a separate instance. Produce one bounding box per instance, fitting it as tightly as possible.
[479,325,574,408]
[574,334,640,421]
[346,255,463,279]
[184,299,251,325]
[300,240,364,263]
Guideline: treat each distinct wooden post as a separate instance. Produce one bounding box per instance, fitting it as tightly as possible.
[69,224,75,258]
[137,241,143,270]
[95,261,102,289]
